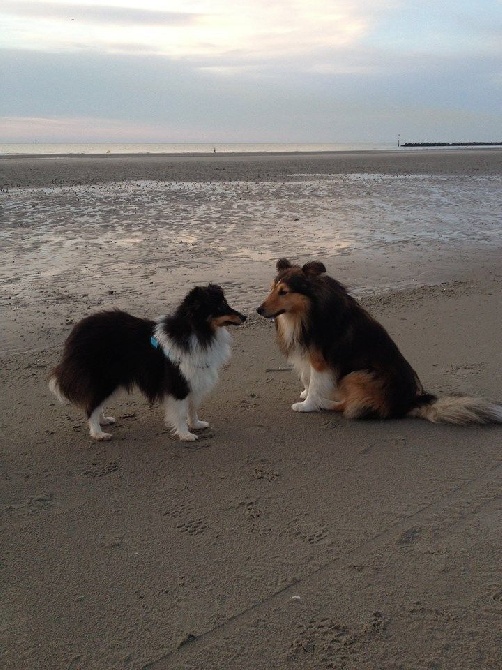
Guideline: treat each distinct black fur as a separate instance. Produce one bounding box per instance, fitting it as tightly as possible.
[52,310,189,418]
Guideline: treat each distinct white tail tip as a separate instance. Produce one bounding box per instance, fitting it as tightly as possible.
[48,376,69,405]
[410,396,502,425]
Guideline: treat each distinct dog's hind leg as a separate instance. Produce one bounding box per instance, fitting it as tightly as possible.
[87,401,114,440]
[99,410,116,426]
[337,371,389,419]
[164,396,198,441]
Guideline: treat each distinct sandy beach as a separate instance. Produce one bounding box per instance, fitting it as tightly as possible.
[1,149,502,669]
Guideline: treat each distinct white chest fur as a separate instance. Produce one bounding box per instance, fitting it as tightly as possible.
[276,313,309,378]
[154,325,232,396]
[277,314,300,350]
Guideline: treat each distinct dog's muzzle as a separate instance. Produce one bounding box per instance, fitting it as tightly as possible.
[257,306,283,318]
[227,311,247,325]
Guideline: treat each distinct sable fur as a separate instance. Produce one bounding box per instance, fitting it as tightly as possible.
[49,284,246,441]
[257,258,502,425]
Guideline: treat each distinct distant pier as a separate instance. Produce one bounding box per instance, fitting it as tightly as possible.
[401,141,502,148]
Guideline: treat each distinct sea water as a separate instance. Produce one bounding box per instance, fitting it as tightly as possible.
[0,142,398,156]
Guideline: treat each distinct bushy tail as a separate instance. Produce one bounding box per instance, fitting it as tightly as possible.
[408,395,502,425]
[48,374,70,405]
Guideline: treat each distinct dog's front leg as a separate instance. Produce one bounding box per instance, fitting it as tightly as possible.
[164,396,198,441]
[299,362,310,399]
[290,356,310,399]
[292,367,336,412]
[188,394,209,430]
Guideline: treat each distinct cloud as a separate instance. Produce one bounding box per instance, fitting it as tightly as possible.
[1,1,200,26]
[0,0,393,58]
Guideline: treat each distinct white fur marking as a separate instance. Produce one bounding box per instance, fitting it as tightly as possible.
[188,397,209,430]
[88,403,113,440]
[154,323,233,440]
[292,368,336,412]
[154,323,232,405]
[410,396,502,425]
[277,314,301,350]
[164,396,198,441]
[276,314,338,406]
[48,376,69,405]
[99,411,116,426]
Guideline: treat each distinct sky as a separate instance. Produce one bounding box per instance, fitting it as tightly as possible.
[0,0,501,144]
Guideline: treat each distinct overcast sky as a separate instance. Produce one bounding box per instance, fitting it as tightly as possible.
[1,0,501,144]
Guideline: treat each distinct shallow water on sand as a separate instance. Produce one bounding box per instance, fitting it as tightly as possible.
[1,170,501,353]
[2,172,500,287]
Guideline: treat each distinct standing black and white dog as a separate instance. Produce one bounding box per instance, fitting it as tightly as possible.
[49,285,246,441]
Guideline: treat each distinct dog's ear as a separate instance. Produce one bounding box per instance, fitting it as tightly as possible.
[276,258,292,271]
[206,284,224,300]
[183,286,205,314]
[302,261,326,277]
[188,286,205,301]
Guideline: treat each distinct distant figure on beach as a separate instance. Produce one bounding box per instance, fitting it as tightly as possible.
[213,147,217,153]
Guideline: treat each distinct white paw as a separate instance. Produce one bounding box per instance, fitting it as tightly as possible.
[292,401,318,412]
[189,419,210,430]
[91,431,113,441]
[100,416,116,426]
[300,389,308,399]
[178,431,198,442]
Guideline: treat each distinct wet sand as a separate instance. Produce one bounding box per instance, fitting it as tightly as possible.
[1,150,502,669]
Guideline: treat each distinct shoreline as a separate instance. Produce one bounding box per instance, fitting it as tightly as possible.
[2,147,502,189]
[2,145,502,159]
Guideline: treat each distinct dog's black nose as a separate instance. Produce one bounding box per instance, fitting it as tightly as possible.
[240,314,247,322]
[257,306,264,315]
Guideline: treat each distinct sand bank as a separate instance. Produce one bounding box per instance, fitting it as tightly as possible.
[1,150,501,669]
[2,147,502,189]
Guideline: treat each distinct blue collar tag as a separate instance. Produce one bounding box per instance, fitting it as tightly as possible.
[150,336,208,369]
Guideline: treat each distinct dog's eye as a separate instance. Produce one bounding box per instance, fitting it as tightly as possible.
[278,288,288,296]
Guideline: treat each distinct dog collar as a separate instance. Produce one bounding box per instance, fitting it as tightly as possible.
[151,336,183,367]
